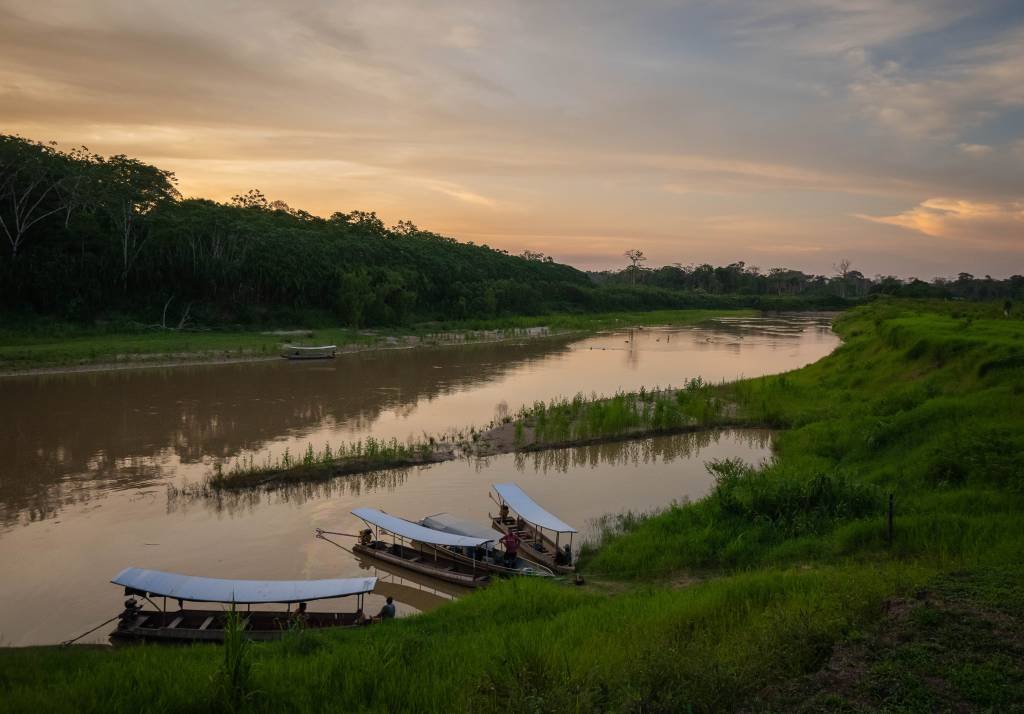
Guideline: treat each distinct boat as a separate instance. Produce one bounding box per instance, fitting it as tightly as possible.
[338,508,492,588]
[418,512,555,577]
[281,344,337,360]
[490,483,577,574]
[109,567,376,643]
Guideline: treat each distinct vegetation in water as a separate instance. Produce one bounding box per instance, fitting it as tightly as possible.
[2,299,1022,713]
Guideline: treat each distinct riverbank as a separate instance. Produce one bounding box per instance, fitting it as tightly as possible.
[3,299,1021,712]
[0,308,754,375]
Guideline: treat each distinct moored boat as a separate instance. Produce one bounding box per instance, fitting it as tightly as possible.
[323,508,491,588]
[281,344,337,360]
[109,567,376,644]
[418,512,555,577]
[490,483,577,574]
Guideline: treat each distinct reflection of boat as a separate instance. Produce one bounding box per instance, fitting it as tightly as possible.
[281,344,337,360]
[490,483,577,574]
[341,509,491,588]
[353,557,463,611]
[109,568,375,643]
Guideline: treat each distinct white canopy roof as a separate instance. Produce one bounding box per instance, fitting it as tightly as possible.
[493,483,577,533]
[420,512,498,547]
[112,568,376,604]
[353,508,493,547]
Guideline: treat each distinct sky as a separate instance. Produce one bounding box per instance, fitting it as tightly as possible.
[1,0,1022,278]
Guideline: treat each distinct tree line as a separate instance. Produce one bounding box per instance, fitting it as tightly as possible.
[3,135,1017,329]
[592,251,1024,302]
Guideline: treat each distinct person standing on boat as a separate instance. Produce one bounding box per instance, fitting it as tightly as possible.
[500,531,521,566]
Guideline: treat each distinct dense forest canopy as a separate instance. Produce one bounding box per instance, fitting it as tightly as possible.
[591,261,1024,302]
[2,135,1021,327]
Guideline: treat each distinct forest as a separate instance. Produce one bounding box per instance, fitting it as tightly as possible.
[2,134,1021,330]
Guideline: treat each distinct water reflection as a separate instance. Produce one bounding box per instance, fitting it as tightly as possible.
[1,316,835,530]
[0,428,774,645]
[511,429,773,474]
[0,337,578,528]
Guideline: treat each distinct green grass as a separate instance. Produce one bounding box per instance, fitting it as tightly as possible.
[2,298,1022,712]
[0,567,921,713]
[0,308,754,371]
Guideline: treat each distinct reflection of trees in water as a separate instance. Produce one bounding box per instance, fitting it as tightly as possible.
[166,466,414,517]
[0,338,573,527]
[511,429,773,474]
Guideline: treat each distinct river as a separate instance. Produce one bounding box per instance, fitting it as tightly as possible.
[0,313,837,646]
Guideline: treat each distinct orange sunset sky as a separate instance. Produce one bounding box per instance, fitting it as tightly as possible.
[2,0,1022,277]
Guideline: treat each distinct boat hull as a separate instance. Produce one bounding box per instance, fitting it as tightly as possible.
[353,542,489,588]
[110,608,364,644]
[281,345,337,360]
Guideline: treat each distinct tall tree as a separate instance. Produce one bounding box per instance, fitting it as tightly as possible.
[94,155,179,290]
[833,258,852,298]
[624,249,647,286]
[0,136,69,258]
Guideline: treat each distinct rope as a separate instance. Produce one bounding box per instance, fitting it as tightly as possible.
[61,614,122,647]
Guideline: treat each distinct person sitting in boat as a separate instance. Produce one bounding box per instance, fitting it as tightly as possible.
[359,528,373,546]
[376,597,396,621]
[290,602,308,627]
[498,503,510,522]
[499,531,521,566]
[556,543,573,566]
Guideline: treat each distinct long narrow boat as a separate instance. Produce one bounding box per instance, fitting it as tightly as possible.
[281,344,337,360]
[490,483,577,574]
[418,512,555,577]
[344,508,491,588]
[109,568,376,644]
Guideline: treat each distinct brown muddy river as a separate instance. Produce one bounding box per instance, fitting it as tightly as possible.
[0,314,837,645]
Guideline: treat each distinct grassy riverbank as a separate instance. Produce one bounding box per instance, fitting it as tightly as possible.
[0,307,754,373]
[2,299,1021,712]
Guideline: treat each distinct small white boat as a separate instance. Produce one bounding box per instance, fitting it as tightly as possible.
[281,344,337,360]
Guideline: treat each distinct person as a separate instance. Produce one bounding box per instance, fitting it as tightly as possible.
[287,601,308,629]
[500,530,521,566]
[377,596,396,621]
[561,543,572,566]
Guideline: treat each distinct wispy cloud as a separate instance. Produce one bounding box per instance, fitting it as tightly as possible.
[958,143,993,157]
[858,198,1024,249]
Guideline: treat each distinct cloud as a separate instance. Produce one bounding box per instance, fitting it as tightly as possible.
[424,181,499,208]
[728,0,972,56]
[957,143,993,157]
[858,198,1024,248]
[847,26,1024,139]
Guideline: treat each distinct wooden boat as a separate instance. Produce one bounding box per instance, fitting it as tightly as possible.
[490,483,577,574]
[339,508,491,588]
[281,344,337,360]
[417,512,555,578]
[109,568,376,644]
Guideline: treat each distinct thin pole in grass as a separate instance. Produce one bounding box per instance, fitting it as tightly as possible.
[887,492,894,547]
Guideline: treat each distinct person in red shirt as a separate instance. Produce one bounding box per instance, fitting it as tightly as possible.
[499,531,521,566]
